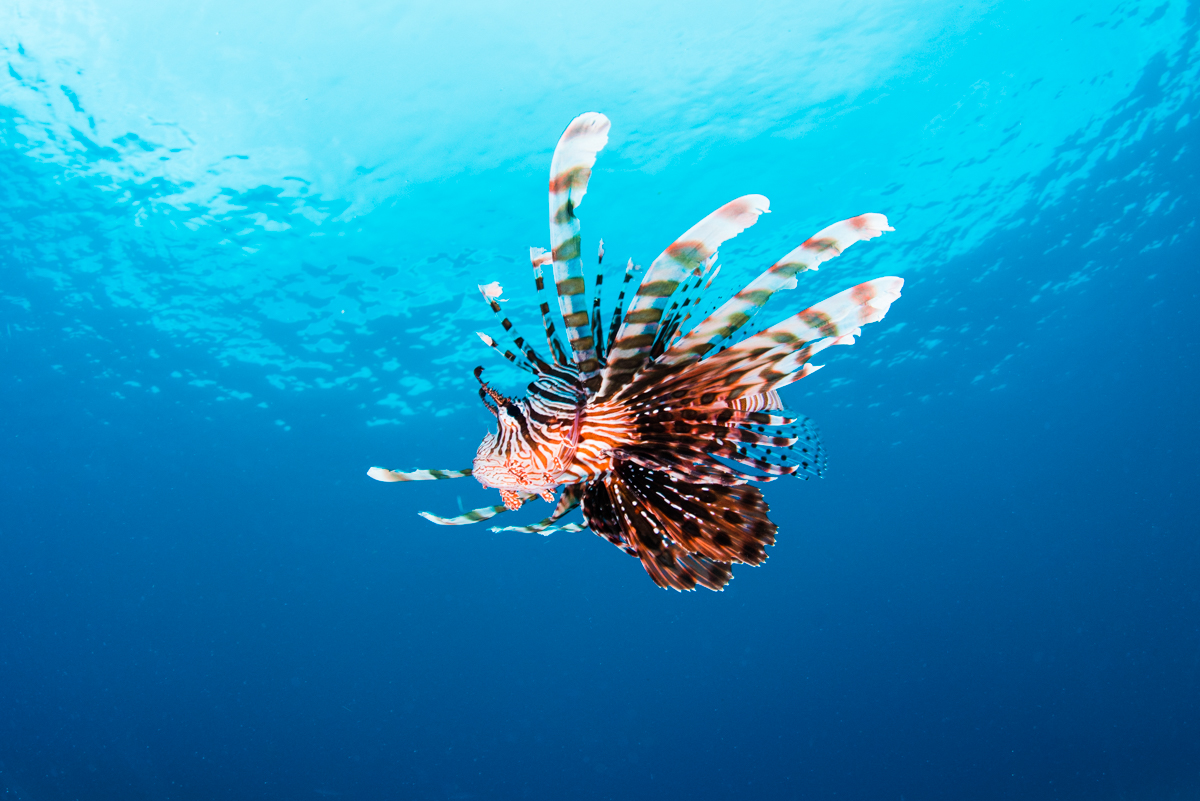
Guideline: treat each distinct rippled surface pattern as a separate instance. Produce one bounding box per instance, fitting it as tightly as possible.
[2,0,1197,798]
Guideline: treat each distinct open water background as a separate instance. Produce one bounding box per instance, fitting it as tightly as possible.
[1,1,1198,799]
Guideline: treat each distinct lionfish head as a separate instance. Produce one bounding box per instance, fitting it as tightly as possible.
[470,367,533,493]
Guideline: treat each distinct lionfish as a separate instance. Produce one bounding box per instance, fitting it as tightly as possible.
[368,113,902,591]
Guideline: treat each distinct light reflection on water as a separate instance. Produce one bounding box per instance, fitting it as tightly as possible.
[0,0,1193,415]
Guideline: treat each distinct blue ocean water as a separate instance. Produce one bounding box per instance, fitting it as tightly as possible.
[1,0,1197,798]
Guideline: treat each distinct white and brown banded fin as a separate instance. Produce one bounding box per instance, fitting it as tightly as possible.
[548,113,610,389]
[605,259,637,356]
[662,214,894,367]
[501,522,585,534]
[367,467,473,482]
[640,277,903,404]
[475,283,550,373]
[652,255,723,358]
[717,276,902,362]
[494,520,586,535]
[475,332,538,374]
[492,485,586,535]
[418,505,509,526]
[590,239,607,362]
[530,248,571,366]
[600,194,770,399]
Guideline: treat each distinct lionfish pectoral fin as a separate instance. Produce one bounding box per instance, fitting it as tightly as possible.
[580,465,776,592]
[539,489,556,503]
[418,505,509,526]
[580,465,777,592]
[367,467,472,482]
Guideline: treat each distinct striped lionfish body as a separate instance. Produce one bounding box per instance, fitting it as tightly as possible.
[368,113,904,591]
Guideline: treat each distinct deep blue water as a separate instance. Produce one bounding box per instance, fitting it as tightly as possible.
[2,1,1199,799]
